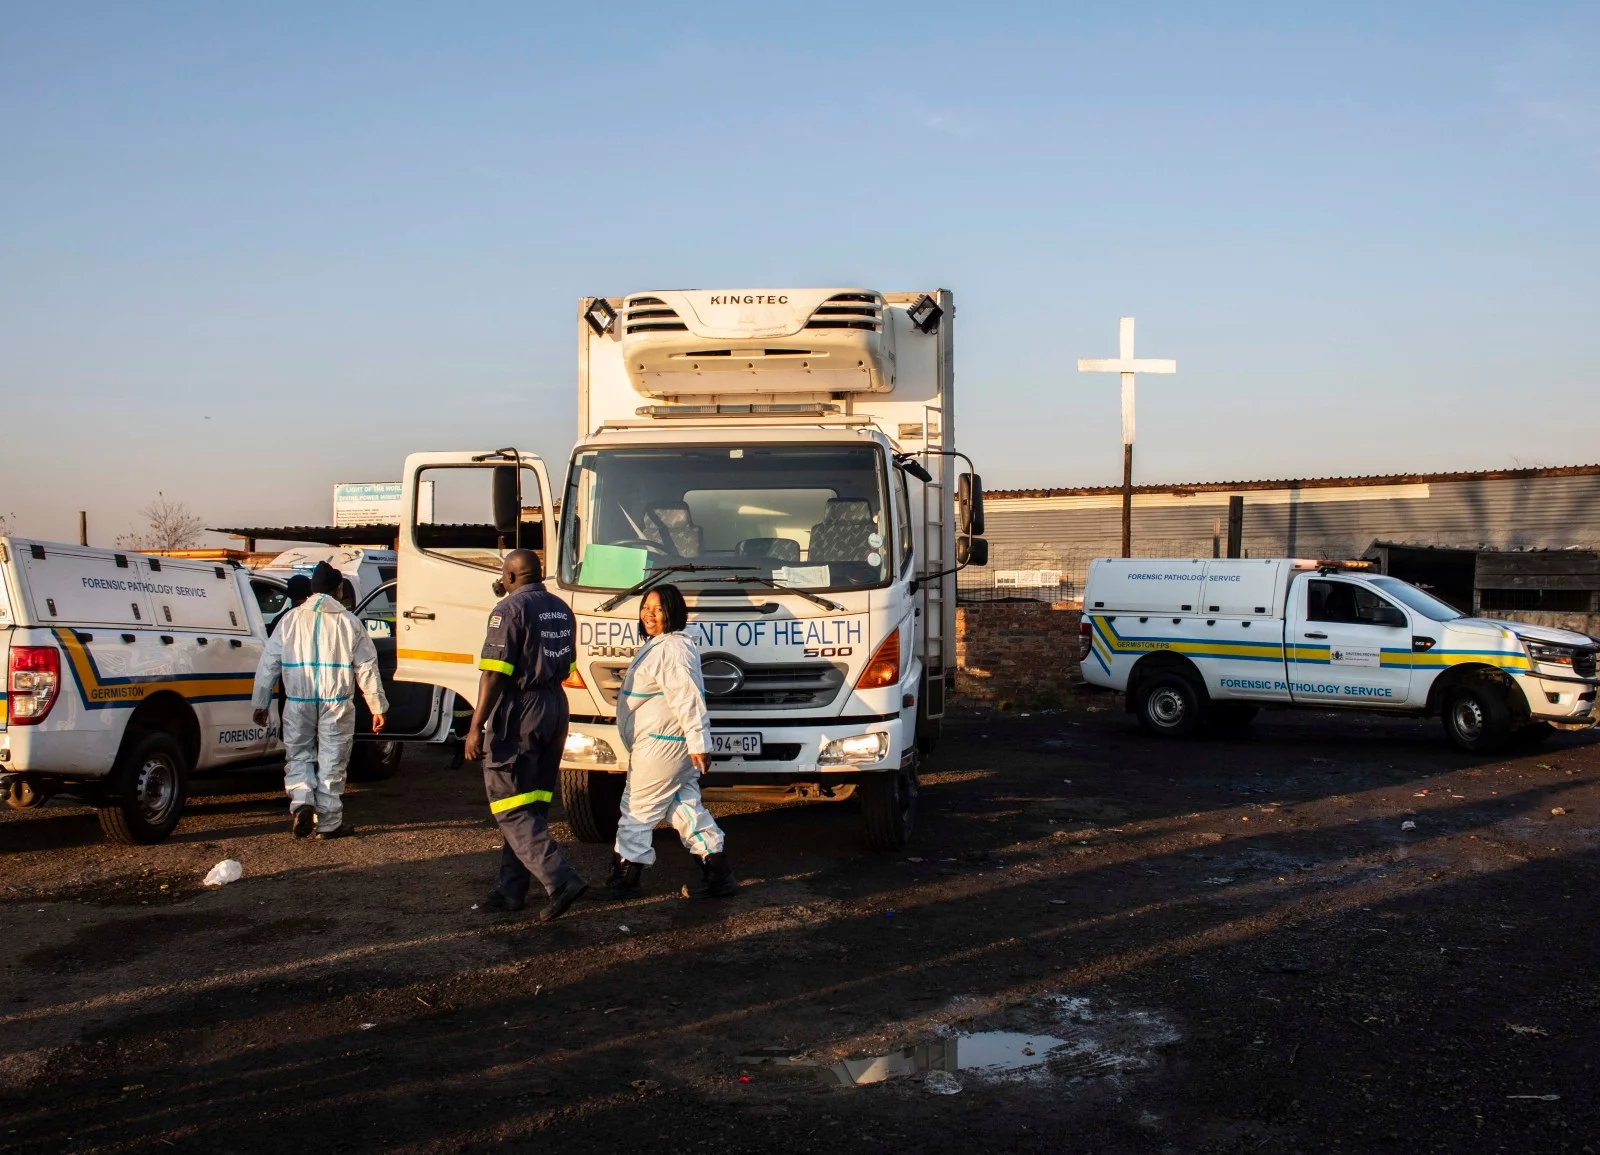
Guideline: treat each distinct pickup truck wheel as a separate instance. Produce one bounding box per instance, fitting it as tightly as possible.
[560,768,624,843]
[98,729,189,845]
[860,764,918,852]
[1441,677,1514,753]
[1135,672,1204,738]
[350,740,404,782]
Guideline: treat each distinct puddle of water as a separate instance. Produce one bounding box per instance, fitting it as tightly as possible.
[740,993,1178,1090]
[741,1033,1067,1086]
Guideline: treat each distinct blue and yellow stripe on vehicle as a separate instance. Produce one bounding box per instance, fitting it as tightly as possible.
[0,691,8,728]
[1087,616,1535,675]
[1090,616,1287,664]
[53,628,256,710]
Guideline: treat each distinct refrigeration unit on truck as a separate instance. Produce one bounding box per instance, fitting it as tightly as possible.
[0,537,455,843]
[1079,557,1599,752]
[395,288,987,848]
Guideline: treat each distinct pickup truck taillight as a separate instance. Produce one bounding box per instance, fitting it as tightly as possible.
[1079,620,1093,662]
[9,646,62,725]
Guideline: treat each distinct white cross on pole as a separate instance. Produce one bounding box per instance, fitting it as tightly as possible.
[1078,317,1176,557]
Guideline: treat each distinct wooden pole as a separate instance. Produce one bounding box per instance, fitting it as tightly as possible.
[1121,443,1133,558]
[78,511,88,547]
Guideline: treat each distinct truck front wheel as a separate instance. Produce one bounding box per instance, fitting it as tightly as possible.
[1441,675,1514,753]
[560,768,625,843]
[98,728,189,845]
[1134,671,1204,738]
[860,764,918,851]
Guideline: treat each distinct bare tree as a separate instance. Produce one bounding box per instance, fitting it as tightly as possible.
[117,493,206,551]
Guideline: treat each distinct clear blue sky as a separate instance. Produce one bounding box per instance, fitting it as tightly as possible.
[2,2,1596,544]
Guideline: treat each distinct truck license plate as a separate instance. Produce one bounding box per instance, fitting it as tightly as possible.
[711,732,762,756]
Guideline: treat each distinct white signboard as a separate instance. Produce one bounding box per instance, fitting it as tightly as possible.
[994,570,1063,588]
[333,482,432,527]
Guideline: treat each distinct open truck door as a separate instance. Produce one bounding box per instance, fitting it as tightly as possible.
[396,450,556,705]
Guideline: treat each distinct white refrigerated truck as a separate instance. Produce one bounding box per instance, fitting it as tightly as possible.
[394,288,986,848]
[1079,557,1599,752]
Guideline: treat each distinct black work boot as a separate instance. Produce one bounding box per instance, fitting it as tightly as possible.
[537,877,590,923]
[481,890,525,913]
[696,852,738,899]
[291,804,315,839]
[600,860,644,901]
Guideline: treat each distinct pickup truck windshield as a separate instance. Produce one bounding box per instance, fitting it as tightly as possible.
[1368,576,1464,622]
[560,444,892,592]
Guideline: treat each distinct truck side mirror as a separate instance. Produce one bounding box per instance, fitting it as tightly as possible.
[958,473,985,537]
[491,465,521,537]
[958,536,989,568]
[1373,605,1406,627]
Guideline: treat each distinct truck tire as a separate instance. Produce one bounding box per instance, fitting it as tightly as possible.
[98,728,189,845]
[1441,675,1514,753]
[560,768,625,843]
[1208,702,1259,733]
[1134,671,1204,738]
[350,740,404,782]
[860,764,918,851]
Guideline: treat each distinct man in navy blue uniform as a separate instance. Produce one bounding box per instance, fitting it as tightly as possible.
[464,548,588,922]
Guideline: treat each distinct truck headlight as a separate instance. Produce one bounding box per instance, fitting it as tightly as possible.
[1525,643,1576,668]
[563,732,616,765]
[819,731,890,765]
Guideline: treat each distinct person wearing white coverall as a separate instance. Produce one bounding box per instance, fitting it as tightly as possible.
[251,562,387,839]
[601,584,737,900]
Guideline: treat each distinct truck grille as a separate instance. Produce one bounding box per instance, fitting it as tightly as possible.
[716,661,846,710]
[1576,648,1597,679]
[589,658,845,711]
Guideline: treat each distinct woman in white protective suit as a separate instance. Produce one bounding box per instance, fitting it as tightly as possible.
[600,584,737,900]
[251,562,387,840]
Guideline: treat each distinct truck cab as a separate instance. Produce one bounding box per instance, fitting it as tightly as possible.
[395,288,986,849]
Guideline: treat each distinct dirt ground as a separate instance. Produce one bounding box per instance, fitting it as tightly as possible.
[3,699,1598,1154]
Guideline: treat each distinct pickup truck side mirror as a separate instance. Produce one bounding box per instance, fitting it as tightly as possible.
[958,473,985,537]
[1372,605,1406,628]
[491,465,521,538]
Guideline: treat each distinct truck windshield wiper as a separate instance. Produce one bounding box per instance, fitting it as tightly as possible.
[596,563,757,612]
[697,574,846,612]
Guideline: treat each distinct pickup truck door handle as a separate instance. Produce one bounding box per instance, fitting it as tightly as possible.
[1303,631,1329,639]
[403,608,436,621]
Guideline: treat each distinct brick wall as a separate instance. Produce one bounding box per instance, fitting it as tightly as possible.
[954,601,1083,708]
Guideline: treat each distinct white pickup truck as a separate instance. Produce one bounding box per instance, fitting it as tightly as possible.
[0,537,454,843]
[1079,557,1599,752]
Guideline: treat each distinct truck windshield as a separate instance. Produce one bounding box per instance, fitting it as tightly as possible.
[1368,576,1464,622]
[560,444,893,592]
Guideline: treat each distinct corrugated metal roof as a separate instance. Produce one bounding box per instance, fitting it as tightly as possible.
[969,468,1600,594]
[209,525,400,547]
[989,463,1600,499]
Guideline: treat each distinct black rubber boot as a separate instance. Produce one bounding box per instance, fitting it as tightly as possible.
[600,860,644,901]
[291,804,315,839]
[696,852,738,898]
[481,890,525,913]
[537,877,590,923]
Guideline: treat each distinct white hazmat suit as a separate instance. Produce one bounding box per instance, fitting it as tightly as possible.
[251,593,388,833]
[613,630,725,865]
